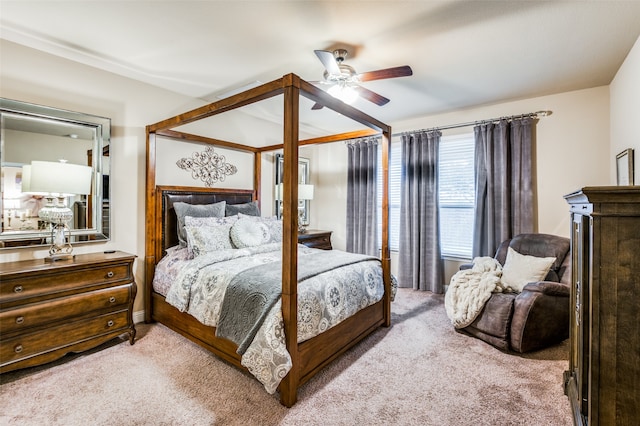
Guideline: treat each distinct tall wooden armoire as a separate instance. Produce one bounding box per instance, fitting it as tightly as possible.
[563,187,640,426]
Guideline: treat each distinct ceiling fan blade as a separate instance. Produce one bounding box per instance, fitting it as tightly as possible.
[314,50,341,76]
[354,86,390,106]
[358,65,413,82]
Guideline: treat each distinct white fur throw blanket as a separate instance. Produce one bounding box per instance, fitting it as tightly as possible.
[445,257,506,329]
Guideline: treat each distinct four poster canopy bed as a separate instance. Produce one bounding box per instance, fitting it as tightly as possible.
[145,73,392,406]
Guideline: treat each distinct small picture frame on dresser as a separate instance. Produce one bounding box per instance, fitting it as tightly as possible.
[616,148,634,185]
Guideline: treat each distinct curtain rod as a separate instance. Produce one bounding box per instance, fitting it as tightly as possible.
[393,110,552,137]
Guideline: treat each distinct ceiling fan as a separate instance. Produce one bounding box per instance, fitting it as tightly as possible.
[312,49,412,109]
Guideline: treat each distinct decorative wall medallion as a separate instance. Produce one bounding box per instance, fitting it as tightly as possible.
[176,146,237,187]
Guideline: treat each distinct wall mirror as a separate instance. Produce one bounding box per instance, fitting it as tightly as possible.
[0,98,110,249]
[274,154,311,224]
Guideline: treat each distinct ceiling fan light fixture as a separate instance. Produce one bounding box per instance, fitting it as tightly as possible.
[328,83,358,104]
[313,48,411,108]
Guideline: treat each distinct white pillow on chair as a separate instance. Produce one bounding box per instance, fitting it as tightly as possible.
[501,247,556,293]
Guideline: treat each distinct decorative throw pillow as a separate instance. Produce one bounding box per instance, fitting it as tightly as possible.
[225,201,260,217]
[184,215,238,257]
[185,223,234,258]
[501,247,556,293]
[237,214,283,243]
[229,217,270,248]
[174,201,226,247]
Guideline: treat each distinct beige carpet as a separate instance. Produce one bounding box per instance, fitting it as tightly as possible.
[0,289,572,425]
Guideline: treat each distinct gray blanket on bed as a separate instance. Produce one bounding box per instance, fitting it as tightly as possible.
[216,249,378,355]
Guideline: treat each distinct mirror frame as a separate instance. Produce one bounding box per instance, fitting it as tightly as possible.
[274,154,310,223]
[0,98,111,249]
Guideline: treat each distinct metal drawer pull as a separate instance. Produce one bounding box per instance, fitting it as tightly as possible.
[106,271,114,278]
[15,316,24,325]
[13,285,23,293]
[107,320,114,327]
[109,296,116,303]
[14,344,23,353]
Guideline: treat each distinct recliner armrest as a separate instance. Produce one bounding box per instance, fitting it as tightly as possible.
[522,281,569,297]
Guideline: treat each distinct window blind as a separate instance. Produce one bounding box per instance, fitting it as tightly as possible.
[439,134,475,258]
[376,133,475,258]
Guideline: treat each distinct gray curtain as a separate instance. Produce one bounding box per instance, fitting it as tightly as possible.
[398,131,444,293]
[346,137,378,256]
[473,118,535,257]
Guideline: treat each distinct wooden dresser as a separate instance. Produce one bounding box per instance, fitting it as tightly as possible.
[297,230,332,250]
[0,251,137,373]
[563,187,640,425]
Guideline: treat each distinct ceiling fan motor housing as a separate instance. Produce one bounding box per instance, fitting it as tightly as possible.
[323,63,357,82]
[333,49,349,62]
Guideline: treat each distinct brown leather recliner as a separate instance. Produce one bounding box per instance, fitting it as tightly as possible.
[459,233,571,353]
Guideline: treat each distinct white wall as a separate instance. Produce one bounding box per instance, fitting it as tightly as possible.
[155,137,254,189]
[610,36,640,184]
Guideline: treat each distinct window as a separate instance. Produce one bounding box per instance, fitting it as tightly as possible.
[438,134,475,259]
[376,133,475,259]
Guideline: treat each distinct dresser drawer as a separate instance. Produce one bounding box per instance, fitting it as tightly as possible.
[298,230,332,250]
[304,236,332,250]
[0,263,131,303]
[0,283,133,334]
[1,310,130,366]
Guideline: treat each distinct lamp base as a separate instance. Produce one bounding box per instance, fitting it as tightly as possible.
[297,208,309,233]
[45,253,75,263]
[47,219,74,261]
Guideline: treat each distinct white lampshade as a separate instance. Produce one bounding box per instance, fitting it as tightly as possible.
[20,165,47,195]
[275,183,314,201]
[29,161,93,195]
[21,165,32,192]
[298,184,314,201]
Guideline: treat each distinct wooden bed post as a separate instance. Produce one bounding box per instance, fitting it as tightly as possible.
[253,151,261,205]
[381,128,392,326]
[279,74,301,407]
[144,129,157,323]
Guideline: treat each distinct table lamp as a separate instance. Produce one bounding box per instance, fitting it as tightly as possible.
[29,160,93,262]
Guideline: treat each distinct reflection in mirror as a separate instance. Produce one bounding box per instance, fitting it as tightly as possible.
[1,98,110,249]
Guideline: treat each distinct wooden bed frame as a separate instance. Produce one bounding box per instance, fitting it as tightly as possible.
[145,73,391,406]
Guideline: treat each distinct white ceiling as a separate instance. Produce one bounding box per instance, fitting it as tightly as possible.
[1,0,640,136]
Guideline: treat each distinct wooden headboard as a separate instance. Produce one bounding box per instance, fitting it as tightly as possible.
[156,186,255,254]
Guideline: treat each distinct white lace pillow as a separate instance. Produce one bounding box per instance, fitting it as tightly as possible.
[237,213,282,244]
[184,224,233,258]
[230,217,270,248]
[501,247,556,293]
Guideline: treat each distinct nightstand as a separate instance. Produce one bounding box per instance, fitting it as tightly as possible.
[0,251,137,373]
[297,230,332,250]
